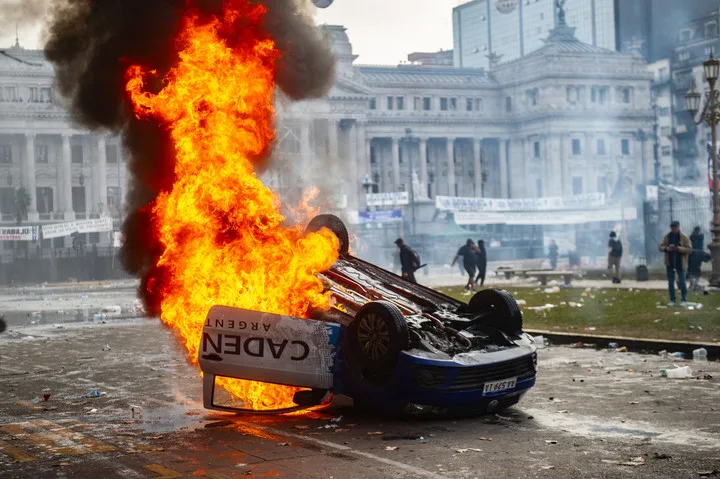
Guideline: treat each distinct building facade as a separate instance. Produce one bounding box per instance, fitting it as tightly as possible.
[0,22,653,256]
[670,8,720,184]
[453,0,616,68]
[0,42,126,251]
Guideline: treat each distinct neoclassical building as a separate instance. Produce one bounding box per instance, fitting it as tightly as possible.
[0,19,653,254]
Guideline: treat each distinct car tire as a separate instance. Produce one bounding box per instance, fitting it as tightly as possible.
[467,289,523,334]
[346,301,409,386]
[305,214,349,255]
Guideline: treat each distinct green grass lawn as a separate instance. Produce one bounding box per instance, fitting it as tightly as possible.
[438,285,720,343]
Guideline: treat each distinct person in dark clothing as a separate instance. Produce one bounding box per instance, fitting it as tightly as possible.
[394,238,420,284]
[452,239,478,291]
[474,239,488,287]
[658,221,692,306]
[548,240,559,270]
[688,226,705,292]
[607,231,623,283]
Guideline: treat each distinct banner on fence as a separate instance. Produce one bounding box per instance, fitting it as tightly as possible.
[435,193,606,212]
[358,209,403,224]
[454,207,637,226]
[42,217,114,240]
[0,226,38,241]
[366,192,409,207]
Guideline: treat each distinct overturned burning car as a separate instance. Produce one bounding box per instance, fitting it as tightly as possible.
[199,215,537,416]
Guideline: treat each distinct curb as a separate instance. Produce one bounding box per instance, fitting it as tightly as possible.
[525,329,720,360]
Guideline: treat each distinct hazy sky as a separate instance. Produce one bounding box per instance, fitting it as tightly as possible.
[1,0,462,66]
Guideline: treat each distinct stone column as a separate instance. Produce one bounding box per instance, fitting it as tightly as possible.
[328,119,339,173]
[61,134,74,219]
[24,134,38,220]
[498,138,508,198]
[418,137,428,198]
[346,122,359,211]
[391,137,400,191]
[446,137,456,196]
[355,121,368,181]
[96,136,108,215]
[473,139,482,197]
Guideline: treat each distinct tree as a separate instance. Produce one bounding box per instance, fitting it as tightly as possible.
[13,187,30,226]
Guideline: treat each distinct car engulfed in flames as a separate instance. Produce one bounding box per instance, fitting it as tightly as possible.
[199,214,537,416]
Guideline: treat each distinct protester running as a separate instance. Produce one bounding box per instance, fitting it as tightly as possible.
[474,239,487,287]
[394,238,420,284]
[658,220,691,306]
[452,239,479,291]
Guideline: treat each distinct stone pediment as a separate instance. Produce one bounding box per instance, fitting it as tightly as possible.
[327,76,371,99]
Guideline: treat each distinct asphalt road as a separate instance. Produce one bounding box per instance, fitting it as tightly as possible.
[1,317,719,479]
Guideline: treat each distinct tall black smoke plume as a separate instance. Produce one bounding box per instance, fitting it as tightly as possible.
[39,0,336,315]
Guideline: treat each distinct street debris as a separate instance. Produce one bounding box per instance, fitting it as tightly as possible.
[382,434,424,441]
[385,446,399,451]
[584,327,596,332]
[367,431,384,435]
[293,425,310,430]
[477,437,492,441]
[130,405,143,419]
[693,348,708,362]
[42,393,51,401]
[539,466,555,470]
[660,366,693,379]
[545,440,558,445]
[455,448,482,453]
[53,462,72,467]
[698,470,720,477]
[102,344,112,351]
[653,452,671,460]
[602,456,645,467]
[86,408,98,414]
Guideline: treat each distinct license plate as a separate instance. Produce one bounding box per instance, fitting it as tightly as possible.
[483,377,517,395]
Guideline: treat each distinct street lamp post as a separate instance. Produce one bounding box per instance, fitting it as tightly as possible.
[685,50,720,287]
[652,102,660,185]
[637,129,648,187]
[404,127,416,236]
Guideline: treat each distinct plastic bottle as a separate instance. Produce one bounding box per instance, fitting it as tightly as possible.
[665,366,693,379]
[693,348,708,362]
[668,352,685,359]
[608,342,619,349]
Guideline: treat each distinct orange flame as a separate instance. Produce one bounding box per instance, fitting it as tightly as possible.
[125,3,338,410]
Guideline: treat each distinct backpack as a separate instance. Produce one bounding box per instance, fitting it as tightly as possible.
[410,248,421,269]
[611,239,623,256]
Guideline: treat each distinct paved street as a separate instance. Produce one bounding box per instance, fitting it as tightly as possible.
[1,312,719,479]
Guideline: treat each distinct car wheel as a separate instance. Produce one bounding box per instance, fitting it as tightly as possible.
[467,289,523,334]
[346,301,409,386]
[305,214,349,255]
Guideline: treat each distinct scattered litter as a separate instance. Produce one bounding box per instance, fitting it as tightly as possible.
[382,434,424,441]
[278,443,290,447]
[656,305,667,309]
[330,415,343,424]
[693,348,708,362]
[477,437,492,441]
[335,429,349,433]
[53,462,72,467]
[204,421,232,429]
[130,405,143,419]
[42,393,51,401]
[668,352,685,359]
[543,286,560,294]
[455,448,482,453]
[616,346,627,353]
[698,470,720,477]
[545,440,558,445]
[293,425,310,430]
[660,366,693,379]
[653,452,671,460]
[584,327,596,332]
[629,401,639,405]
[557,410,569,414]
[608,342,619,349]
[533,336,547,348]
[102,344,111,351]
[620,457,646,467]
[86,390,106,398]
[367,432,384,435]
[539,466,555,470]
[86,408,98,415]
[654,318,663,322]
[385,446,399,451]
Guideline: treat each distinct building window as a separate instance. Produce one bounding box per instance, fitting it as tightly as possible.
[71,145,83,163]
[572,177,583,195]
[572,139,581,155]
[505,96,512,112]
[396,96,405,110]
[621,139,630,155]
[661,126,672,137]
[423,97,431,111]
[369,98,376,110]
[35,144,49,164]
[475,98,483,111]
[3,86,18,102]
[387,96,394,110]
[0,187,14,215]
[658,67,668,82]
[566,86,579,104]
[662,145,672,156]
[0,144,11,163]
[533,141,540,158]
[597,139,606,156]
[621,88,631,104]
[680,29,692,42]
[36,187,53,214]
[659,107,670,116]
[413,96,421,110]
[678,52,690,61]
[597,176,607,194]
[72,186,86,213]
[40,87,52,103]
[107,187,120,216]
[527,88,539,106]
[29,87,40,103]
[707,22,718,38]
[449,97,457,111]
[440,97,448,111]
[106,144,118,163]
[591,86,608,105]
[466,98,473,111]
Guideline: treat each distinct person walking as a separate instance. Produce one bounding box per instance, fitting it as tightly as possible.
[394,238,420,284]
[607,231,623,284]
[688,226,704,292]
[658,221,692,306]
[452,239,478,291]
[474,239,488,287]
[548,240,559,270]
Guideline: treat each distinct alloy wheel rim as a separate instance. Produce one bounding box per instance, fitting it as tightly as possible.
[357,313,390,360]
